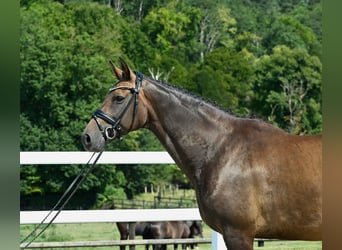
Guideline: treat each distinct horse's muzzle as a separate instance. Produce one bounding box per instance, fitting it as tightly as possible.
[81,130,106,152]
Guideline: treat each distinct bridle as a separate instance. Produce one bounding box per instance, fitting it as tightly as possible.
[92,71,143,141]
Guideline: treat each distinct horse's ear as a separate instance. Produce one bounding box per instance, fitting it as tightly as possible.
[119,57,133,81]
[109,60,123,80]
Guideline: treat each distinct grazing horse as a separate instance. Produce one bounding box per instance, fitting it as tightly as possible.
[81,59,322,250]
[117,221,201,250]
[143,221,191,250]
[116,222,150,250]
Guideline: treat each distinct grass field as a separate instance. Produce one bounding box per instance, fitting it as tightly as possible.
[20,222,322,250]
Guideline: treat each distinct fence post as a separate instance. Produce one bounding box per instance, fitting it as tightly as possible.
[129,222,136,250]
[211,231,227,250]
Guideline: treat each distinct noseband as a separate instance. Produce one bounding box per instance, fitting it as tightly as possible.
[92,71,143,141]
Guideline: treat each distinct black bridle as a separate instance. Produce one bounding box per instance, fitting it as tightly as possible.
[92,71,143,141]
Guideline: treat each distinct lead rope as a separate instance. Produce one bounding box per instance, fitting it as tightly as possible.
[20,149,105,249]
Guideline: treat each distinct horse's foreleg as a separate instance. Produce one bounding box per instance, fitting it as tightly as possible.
[119,243,126,250]
[222,227,254,250]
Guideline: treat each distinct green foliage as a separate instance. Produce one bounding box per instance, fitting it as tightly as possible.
[20,0,322,209]
[95,183,127,208]
[141,0,202,62]
[20,1,130,207]
[20,1,124,151]
[252,45,322,134]
[262,14,321,57]
[191,47,255,115]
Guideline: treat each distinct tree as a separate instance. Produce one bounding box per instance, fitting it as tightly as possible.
[191,47,254,115]
[252,45,322,134]
[262,14,321,57]
[20,1,124,150]
[290,3,322,45]
[141,0,202,63]
[199,6,237,60]
[20,1,131,209]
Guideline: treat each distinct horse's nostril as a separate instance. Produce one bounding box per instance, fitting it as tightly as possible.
[82,133,91,146]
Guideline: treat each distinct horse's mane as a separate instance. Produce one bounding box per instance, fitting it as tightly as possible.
[144,74,261,121]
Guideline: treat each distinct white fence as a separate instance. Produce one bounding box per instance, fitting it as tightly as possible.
[20,208,202,224]
[20,151,227,249]
[20,151,175,165]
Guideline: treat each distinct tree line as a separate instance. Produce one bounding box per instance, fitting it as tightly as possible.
[20,0,322,209]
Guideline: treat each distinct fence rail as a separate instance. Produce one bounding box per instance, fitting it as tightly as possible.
[20,209,201,224]
[20,238,212,249]
[20,151,175,165]
[104,197,197,209]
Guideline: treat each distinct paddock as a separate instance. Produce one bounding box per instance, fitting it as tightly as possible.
[20,152,321,249]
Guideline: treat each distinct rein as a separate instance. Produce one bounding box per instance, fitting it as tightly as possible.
[20,150,105,249]
[92,71,143,141]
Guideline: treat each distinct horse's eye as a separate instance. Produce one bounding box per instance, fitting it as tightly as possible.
[113,95,125,103]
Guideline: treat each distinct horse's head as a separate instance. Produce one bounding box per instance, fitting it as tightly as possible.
[81,58,148,152]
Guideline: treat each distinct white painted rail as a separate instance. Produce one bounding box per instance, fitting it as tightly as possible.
[20,208,201,224]
[20,151,175,165]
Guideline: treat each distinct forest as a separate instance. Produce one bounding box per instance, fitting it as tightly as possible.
[20,0,322,209]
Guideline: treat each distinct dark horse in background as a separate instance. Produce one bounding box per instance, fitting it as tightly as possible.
[82,59,322,250]
[117,221,202,250]
[116,222,149,250]
[143,221,203,250]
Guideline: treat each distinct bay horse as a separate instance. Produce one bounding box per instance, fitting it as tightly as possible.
[143,221,190,250]
[142,221,203,250]
[186,221,203,249]
[116,222,150,250]
[81,59,322,250]
[117,221,201,250]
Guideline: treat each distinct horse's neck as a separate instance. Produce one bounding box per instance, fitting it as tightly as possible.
[143,80,235,184]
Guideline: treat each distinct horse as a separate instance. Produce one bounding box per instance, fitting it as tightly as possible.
[100,202,150,250]
[117,221,201,250]
[81,59,322,250]
[142,221,197,250]
[186,221,203,249]
[116,222,150,250]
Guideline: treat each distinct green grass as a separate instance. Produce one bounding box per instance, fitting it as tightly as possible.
[135,188,197,201]
[20,222,321,250]
[254,240,322,250]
